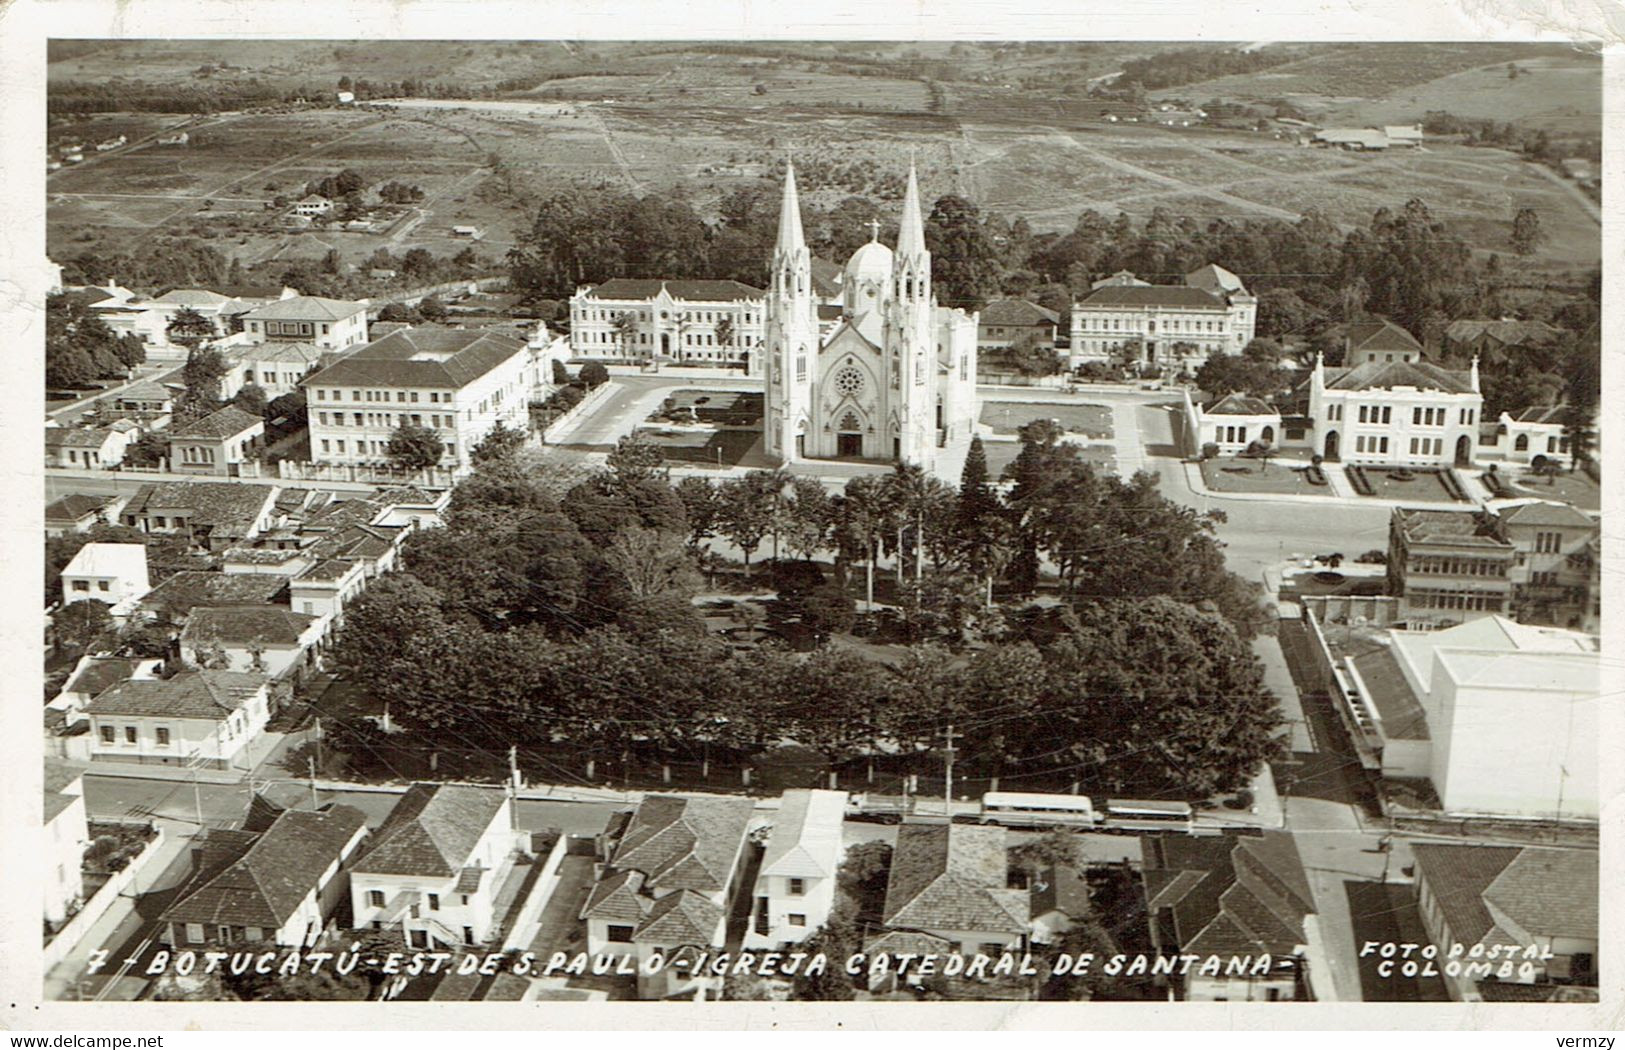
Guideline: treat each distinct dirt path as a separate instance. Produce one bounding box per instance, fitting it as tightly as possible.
[582,106,643,192]
[1526,160,1602,223]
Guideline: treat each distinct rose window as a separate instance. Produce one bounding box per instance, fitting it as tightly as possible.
[833,367,864,398]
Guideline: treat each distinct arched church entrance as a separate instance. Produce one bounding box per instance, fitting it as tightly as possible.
[836,411,863,458]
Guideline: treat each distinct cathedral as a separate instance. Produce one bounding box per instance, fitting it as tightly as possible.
[763,162,980,472]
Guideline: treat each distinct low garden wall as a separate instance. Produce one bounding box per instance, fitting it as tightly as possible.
[538,382,614,443]
[43,823,166,970]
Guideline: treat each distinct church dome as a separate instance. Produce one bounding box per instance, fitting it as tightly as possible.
[844,239,894,286]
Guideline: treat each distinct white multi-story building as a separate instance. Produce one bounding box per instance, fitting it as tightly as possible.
[1068,265,1256,373]
[303,328,532,469]
[1343,616,1598,818]
[239,295,368,351]
[745,789,847,949]
[1306,353,1482,466]
[569,279,769,373]
[44,760,90,927]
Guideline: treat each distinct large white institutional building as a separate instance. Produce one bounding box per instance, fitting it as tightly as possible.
[763,162,979,470]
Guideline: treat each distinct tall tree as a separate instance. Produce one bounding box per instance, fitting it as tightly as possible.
[386,424,445,470]
[1509,207,1545,257]
[836,474,894,609]
[166,306,214,349]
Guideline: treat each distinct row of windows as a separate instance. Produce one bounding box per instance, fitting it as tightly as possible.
[1533,530,1565,554]
[251,320,334,338]
[319,438,456,457]
[1076,314,1227,333]
[1407,590,1506,611]
[70,579,112,593]
[319,412,459,429]
[364,889,470,910]
[313,388,452,405]
[101,724,171,745]
[1358,405,1393,425]
[1354,435,1390,454]
[1216,425,1249,444]
[578,307,761,325]
[1412,407,1447,426]
[1408,557,1507,577]
[1407,437,1443,457]
[245,368,307,387]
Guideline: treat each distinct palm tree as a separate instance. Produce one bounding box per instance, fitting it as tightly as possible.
[840,474,893,609]
[885,463,946,585]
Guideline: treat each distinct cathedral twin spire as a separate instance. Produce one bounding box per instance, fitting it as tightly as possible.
[772,157,928,281]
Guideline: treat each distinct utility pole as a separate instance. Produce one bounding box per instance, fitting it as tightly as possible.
[942,722,958,818]
[308,754,319,808]
[508,745,521,832]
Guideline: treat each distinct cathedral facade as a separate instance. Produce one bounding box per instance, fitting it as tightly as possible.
[762,162,979,471]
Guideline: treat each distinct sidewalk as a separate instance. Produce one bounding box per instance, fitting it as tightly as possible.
[1110,401,1145,476]
[83,731,292,785]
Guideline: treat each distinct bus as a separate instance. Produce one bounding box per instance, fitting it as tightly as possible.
[979,791,1099,828]
[1103,799,1195,832]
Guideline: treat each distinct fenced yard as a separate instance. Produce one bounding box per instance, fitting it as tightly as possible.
[1349,466,1468,502]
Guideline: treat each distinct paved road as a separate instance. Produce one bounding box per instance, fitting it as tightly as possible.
[1135,402,1392,581]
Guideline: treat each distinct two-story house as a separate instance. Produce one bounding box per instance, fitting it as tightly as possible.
[1336,318,1429,366]
[85,670,270,769]
[59,542,150,615]
[162,805,369,949]
[303,328,532,470]
[1488,500,1600,632]
[745,789,847,949]
[239,295,368,352]
[580,795,755,999]
[977,299,1060,353]
[1386,508,1516,626]
[350,783,531,949]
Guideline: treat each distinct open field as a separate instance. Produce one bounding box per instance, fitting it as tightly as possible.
[47,42,1599,279]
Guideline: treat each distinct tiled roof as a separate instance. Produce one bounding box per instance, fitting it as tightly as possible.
[1511,404,1565,425]
[1206,392,1276,416]
[294,558,361,583]
[113,380,176,403]
[221,547,309,566]
[1343,319,1423,353]
[980,299,1060,327]
[634,888,725,946]
[142,570,289,611]
[354,783,507,878]
[1322,360,1475,394]
[180,605,319,647]
[163,806,366,929]
[586,279,765,302]
[1349,645,1430,741]
[1392,508,1509,549]
[758,789,846,879]
[88,670,266,720]
[47,428,114,449]
[1410,844,1522,947]
[1030,864,1091,920]
[46,494,113,523]
[882,824,1029,935]
[44,758,87,823]
[810,258,844,299]
[1185,263,1247,297]
[126,481,276,533]
[63,656,141,698]
[1444,319,1563,347]
[154,289,233,308]
[1081,284,1226,310]
[243,792,289,833]
[1142,832,1313,958]
[580,869,649,923]
[305,328,525,389]
[864,929,954,955]
[169,405,263,439]
[610,795,754,896]
[455,866,485,895]
[1496,501,1595,529]
[309,524,399,562]
[235,341,327,366]
[243,296,365,322]
[1484,848,1597,941]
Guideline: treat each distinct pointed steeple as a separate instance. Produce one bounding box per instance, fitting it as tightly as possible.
[776,158,806,254]
[896,162,926,258]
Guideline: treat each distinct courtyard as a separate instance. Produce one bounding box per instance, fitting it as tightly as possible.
[980,401,1113,439]
[1200,457,1332,497]
[1509,470,1600,511]
[633,426,764,467]
[1349,466,1468,503]
[648,389,764,427]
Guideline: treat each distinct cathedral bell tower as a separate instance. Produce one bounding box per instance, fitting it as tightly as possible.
[889,162,935,466]
[765,159,818,463]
